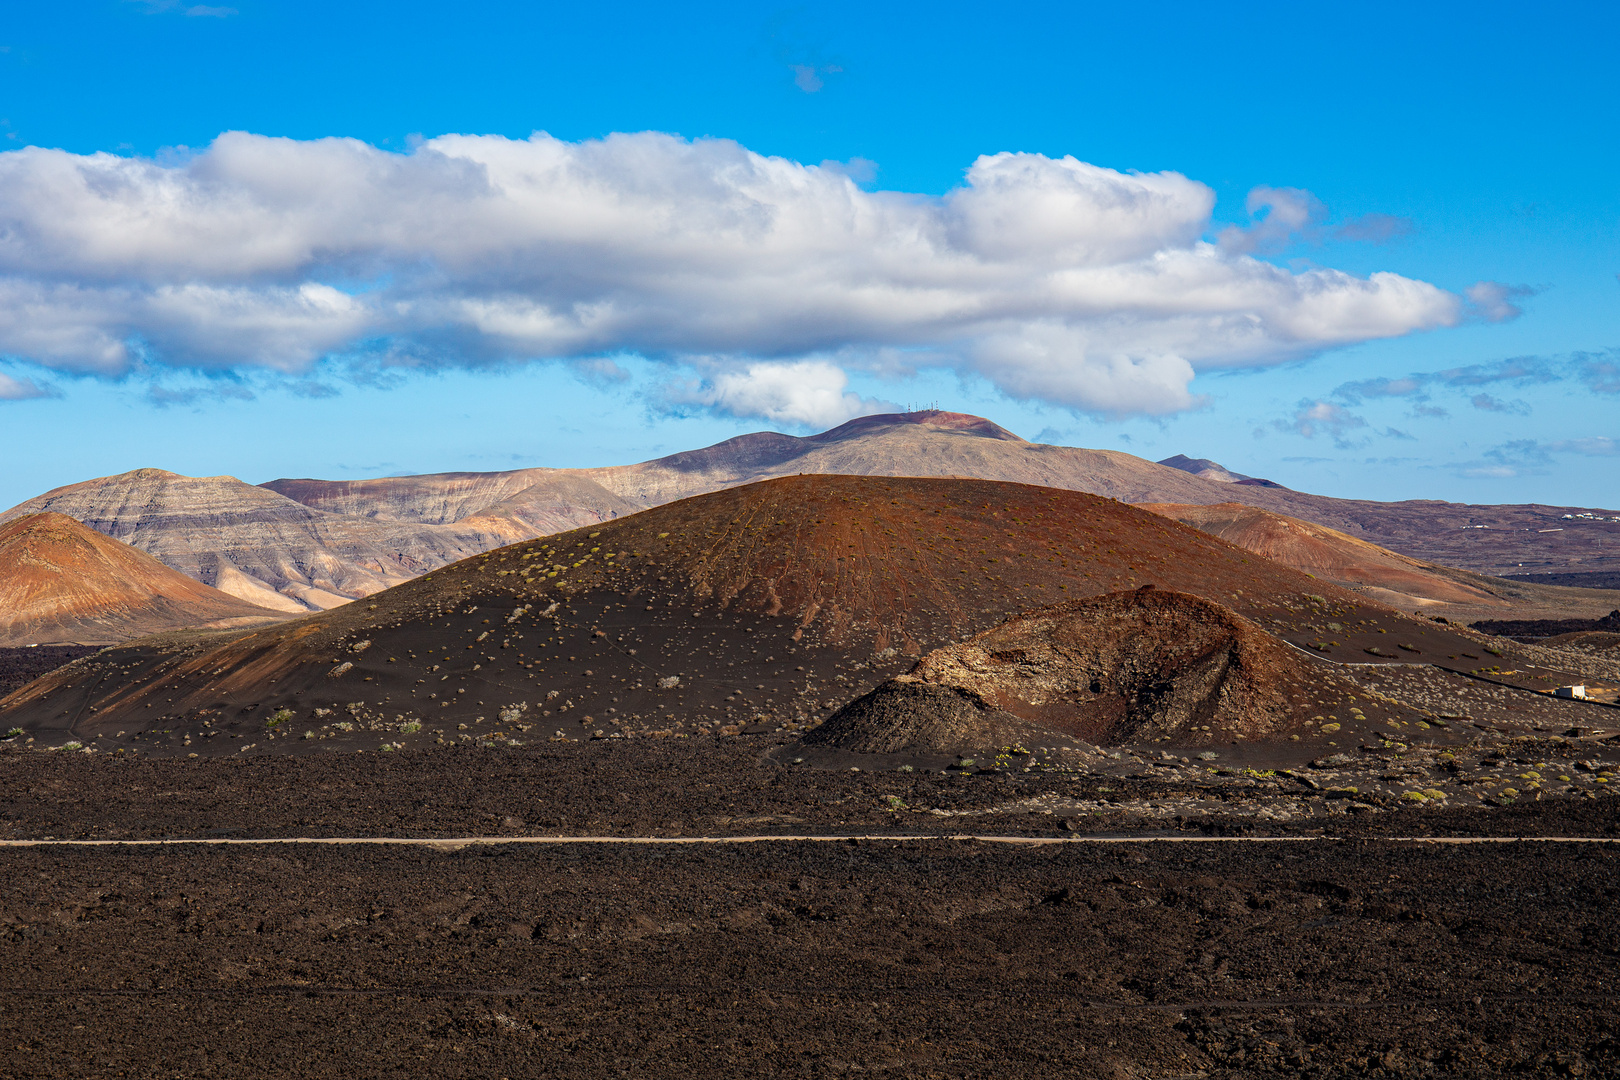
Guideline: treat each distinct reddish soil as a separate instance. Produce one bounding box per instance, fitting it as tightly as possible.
[0,514,285,647]
[1142,501,1503,607]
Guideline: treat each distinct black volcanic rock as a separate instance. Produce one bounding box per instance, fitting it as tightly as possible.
[1472,609,1620,641]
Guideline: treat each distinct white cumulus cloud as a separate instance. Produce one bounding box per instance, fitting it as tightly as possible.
[667,360,893,428]
[0,131,1466,417]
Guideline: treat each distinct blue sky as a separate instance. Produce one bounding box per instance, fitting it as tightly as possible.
[0,0,1615,511]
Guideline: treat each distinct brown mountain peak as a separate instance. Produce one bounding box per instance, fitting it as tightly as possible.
[810,410,1026,444]
[0,512,289,647]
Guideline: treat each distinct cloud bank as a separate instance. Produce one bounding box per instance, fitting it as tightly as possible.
[1267,348,1620,468]
[1217,186,1418,254]
[1334,350,1617,406]
[0,131,1470,419]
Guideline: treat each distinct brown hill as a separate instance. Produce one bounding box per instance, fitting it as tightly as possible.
[1144,502,1620,622]
[262,470,636,531]
[459,475,645,537]
[0,475,1498,757]
[1157,454,1279,487]
[1141,502,1502,608]
[1235,494,1620,580]
[0,469,527,612]
[0,513,289,646]
[804,588,1366,755]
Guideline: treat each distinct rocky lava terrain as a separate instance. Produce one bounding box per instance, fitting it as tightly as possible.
[3,736,1620,1078]
[0,647,98,699]
[1472,609,1620,642]
[1,830,1617,1080]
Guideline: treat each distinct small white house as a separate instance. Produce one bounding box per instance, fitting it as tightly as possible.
[1555,685,1588,700]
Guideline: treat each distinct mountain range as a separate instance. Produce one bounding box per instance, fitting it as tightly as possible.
[3,410,1617,618]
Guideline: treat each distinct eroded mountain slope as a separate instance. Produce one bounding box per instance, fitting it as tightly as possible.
[0,469,526,611]
[0,513,287,646]
[262,410,1620,578]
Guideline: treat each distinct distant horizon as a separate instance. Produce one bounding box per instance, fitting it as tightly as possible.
[5,406,1620,517]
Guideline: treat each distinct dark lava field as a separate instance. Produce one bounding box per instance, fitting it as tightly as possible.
[5,476,1620,1077]
[0,646,96,700]
[4,833,1619,1079]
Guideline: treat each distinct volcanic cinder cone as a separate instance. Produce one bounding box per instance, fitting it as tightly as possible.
[804,587,1361,754]
[0,513,289,646]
